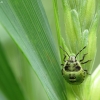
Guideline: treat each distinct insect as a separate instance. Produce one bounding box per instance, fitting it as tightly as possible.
[60,46,91,85]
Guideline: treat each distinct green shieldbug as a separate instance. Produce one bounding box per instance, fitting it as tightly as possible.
[60,46,91,85]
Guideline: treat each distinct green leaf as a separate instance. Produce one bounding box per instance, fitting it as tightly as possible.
[62,0,83,53]
[0,43,26,100]
[82,64,100,100]
[0,0,67,100]
[87,14,98,72]
[90,65,100,100]
[79,0,96,30]
[62,0,77,52]
[53,0,70,62]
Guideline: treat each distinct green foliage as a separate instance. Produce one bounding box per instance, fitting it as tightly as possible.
[0,43,26,100]
[60,0,98,72]
[53,0,99,100]
[0,0,67,100]
[0,0,100,100]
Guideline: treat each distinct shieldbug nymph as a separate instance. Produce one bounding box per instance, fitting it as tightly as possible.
[60,46,91,85]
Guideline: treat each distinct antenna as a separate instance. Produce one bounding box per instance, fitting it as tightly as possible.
[75,46,86,58]
[60,46,70,57]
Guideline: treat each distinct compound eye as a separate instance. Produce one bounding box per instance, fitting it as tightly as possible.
[75,66,80,71]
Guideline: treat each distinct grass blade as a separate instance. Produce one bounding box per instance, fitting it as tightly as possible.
[0,0,67,100]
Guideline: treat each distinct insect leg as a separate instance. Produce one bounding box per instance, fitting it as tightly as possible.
[61,54,66,66]
[61,64,64,66]
[84,70,91,75]
[63,54,66,62]
[81,60,91,64]
[80,53,88,62]
[61,69,63,75]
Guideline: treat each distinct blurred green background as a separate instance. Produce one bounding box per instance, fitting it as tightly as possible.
[0,0,100,100]
[0,24,49,100]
